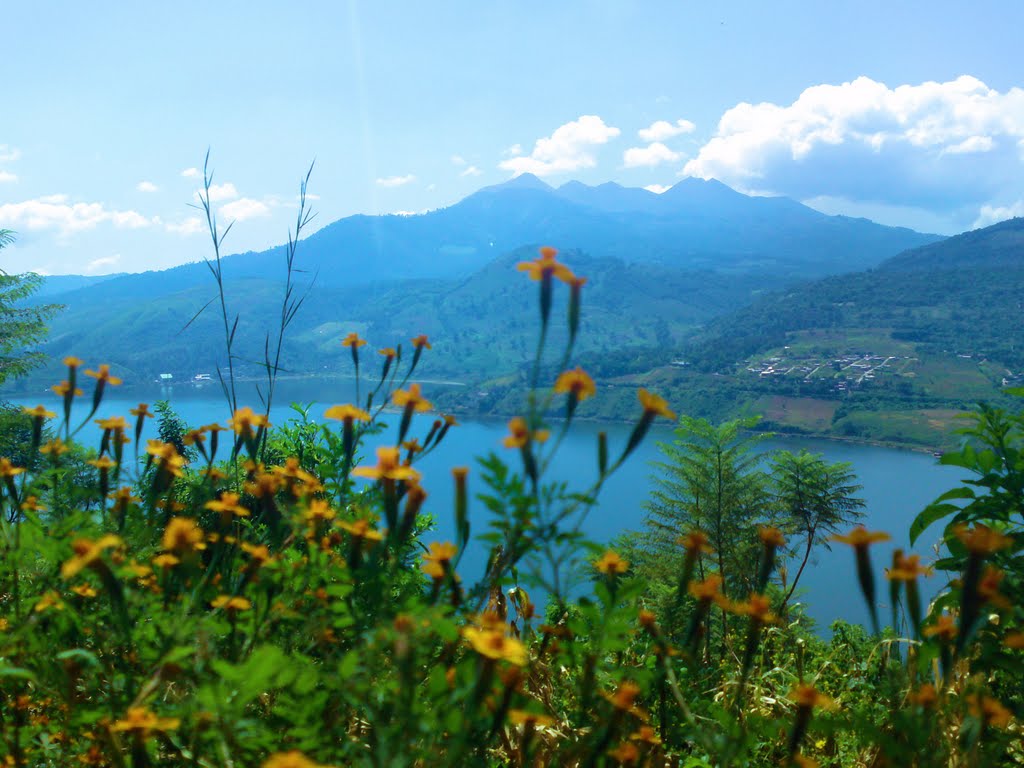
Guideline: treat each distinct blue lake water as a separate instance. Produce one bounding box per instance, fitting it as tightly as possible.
[7,377,966,634]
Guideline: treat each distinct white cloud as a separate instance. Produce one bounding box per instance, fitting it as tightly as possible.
[376,174,416,188]
[499,115,621,177]
[181,167,201,178]
[136,180,159,193]
[973,200,1024,228]
[638,119,696,142]
[166,216,206,235]
[644,184,671,194]
[450,155,467,166]
[0,195,153,235]
[0,171,16,183]
[683,75,1024,210]
[218,198,271,221]
[86,254,120,274]
[502,144,523,157]
[460,165,482,177]
[623,142,682,168]
[197,182,238,202]
[0,145,21,163]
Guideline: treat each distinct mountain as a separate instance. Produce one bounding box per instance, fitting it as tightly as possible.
[34,273,127,298]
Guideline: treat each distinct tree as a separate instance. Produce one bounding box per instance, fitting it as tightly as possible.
[771,449,865,610]
[0,230,62,386]
[640,415,771,643]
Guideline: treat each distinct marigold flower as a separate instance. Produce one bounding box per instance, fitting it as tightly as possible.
[688,574,724,601]
[130,403,152,418]
[262,752,326,768]
[183,429,207,446]
[554,367,596,401]
[422,541,457,579]
[152,553,181,569]
[206,492,251,519]
[977,565,1010,609]
[594,550,629,575]
[162,517,206,553]
[923,613,957,642]
[464,626,528,665]
[110,707,179,737]
[211,595,252,613]
[341,332,367,348]
[830,526,891,549]
[411,334,431,349]
[967,694,1012,728]
[84,364,122,386]
[502,416,549,448]
[22,405,55,419]
[337,518,384,542]
[678,530,713,554]
[908,683,938,708]
[20,495,44,513]
[630,725,661,745]
[637,389,676,420]
[608,680,642,711]
[886,553,933,581]
[71,584,97,598]
[51,380,83,398]
[230,406,270,437]
[954,523,1013,555]
[392,383,432,413]
[758,526,786,548]
[40,439,69,456]
[241,542,273,565]
[790,683,834,710]
[324,404,371,423]
[61,534,123,579]
[95,416,129,431]
[734,593,778,624]
[378,347,397,359]
[1005,631,1024,649]
[608,741,640,765]
[34,591,65,612]
[146,440,187,477]
[516,246,575,283]
[88,455,117,471]
[0,458,25,478]
[63,356,84,368]
[351,446,421,482]
[508,709,555,727]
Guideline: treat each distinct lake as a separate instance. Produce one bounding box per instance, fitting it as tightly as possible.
[7,376,966,634]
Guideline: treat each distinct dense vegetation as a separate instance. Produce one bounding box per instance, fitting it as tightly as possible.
[1,245,1022,766]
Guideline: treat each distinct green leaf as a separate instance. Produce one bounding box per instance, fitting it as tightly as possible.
[910,503,959,544]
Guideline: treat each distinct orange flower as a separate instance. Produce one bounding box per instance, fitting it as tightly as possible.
[516,246,575,283]
[63,356,84,368]
[110,707,179,738]
[130,403,153,419]
[637,389,676,420]
[594,550,629,575]
[923,613,957,642]
[758,526,786,548]
[886,553,933,581]
[790,683,834,710]
[95,416,129,431]
[51,380,83,398]
[230,407,270,437]
[161,517,206,553]
[967,694,1012,728]
[733,593,778,624]
[392,383,432,413]
[40,439,69,456]
[262,750,329,768]
[502,416,550,448]
[0,458,25,478]
[554,367,597,401]
[378,347,397,359]
[954,524,1013,555]
[22,405,55,419]
[211,595,252,613]
[351,446,421,482]
[908,683,938,708]
[61,535,123,579]
[411,334,432,349]
[830,526,891,550]
[206,492,251,519]
[146,440,187,477]
[84,364,122,386]
[341,332,367,348]
[678,530,713,554]
[608,741,640,765]
[464,626,528,665]
[508,709,555,727]
[337,518,384,543]
[688,574,724,601]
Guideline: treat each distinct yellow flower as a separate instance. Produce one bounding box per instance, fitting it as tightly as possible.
[688,574,724,601]
[70,584,97,598]
[516,246,575,283]
[637,389,676,420]
[594,550,629,575]
[63,356,84,368]
[88,455,117,471]
[84,364,122,386]
[758,526,786,548]
[464,626,528,665]
[34,591,65,613]
[410,334,431,349]
[830,526,891,550]
[61,534,123,579]
[22,405,55,419]
[0,617,8,632]
[95,416,129,431]
[351,446,421,482]
[230,407,270,437]
[908,683,938,708]
[161,517,206,553]
[554,367,597,401]
[422,541,457,578]
[263,752,328,768]
[392,383,432,413]
[146,440,187,477]
[152,553,181,570]
[378,347,397,359]
[790,683,835,710]
[508,709,555,727]
[923,613,957,641]
[502,416,550,448]
[130,403,153,419]
[954,523,1013,555]
[110,707,179,738]
[337,518,384,543]
[886,552,933,581]
[51,380,83,398]
[732,593,778,624]
[206,492,251,518]
[211,594,252,613]
[967,694,1012,728]
[323,404,371,423]
[678,529,714,554]
[0,458,25,478]
[340,332,367,348]
[241,542,273,565]
[40,438,69,456]
[608,741,640,765]
[629,725,661,745]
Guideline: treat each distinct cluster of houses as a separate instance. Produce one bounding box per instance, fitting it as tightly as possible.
[743,350,917,391]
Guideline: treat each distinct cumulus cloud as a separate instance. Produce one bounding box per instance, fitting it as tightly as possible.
[683,75,1024,211]
[166,216,205,235]
[0,145,20,163]
[460,165,482,177]
[181,167,201,178]
[218,198,271,221]
[450,155,467,166]
[638,119,695,142]
[86,255,120,273]
[0,171,16,183]
[623,142,682,168]
[136,180,159,192]
[502,144,523,157]
[0,195,153,235]
[499,116,621,177]
[644,184,671,194]
[973,200,1024,228]
[196,182,238,203]
[376,174,416,188]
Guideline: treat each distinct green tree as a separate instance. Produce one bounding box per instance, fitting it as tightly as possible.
[640,415,771,641]
[0,230,62,386]
[771,449,865,610]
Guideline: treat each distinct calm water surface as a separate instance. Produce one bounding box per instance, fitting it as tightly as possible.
[9,378,965,634]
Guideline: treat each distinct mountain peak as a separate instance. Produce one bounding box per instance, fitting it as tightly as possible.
[498,172,552,191]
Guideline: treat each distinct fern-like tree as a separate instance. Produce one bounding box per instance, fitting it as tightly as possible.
[0,230,62,386]
[640,415,771,643]
[770,450,865,611]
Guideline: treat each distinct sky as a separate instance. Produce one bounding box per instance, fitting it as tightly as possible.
[2,1,1023,276]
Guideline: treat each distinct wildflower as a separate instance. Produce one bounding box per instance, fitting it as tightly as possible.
[516,246,575,283]
[211,595,252,614]
[508,709,555,727]
[734,593,778,624]
[790,683,834,710]
[61,534,123,579]
[594,550,629,575]
[40,438,69,456]
[758,526,786,548]
[323,404,371,423]
[337,518,384,543]
[688,574,724,602]
[183,428,207,446]
[411,334,431,349]
[84,364,122,386]
[22,404,55,419]
[51,380,83,398]
[64,356,84,368]
[967,694,1012,728]
[1005,631,1024,649]
[954,523,1013,555]
[886,553,932,581]
[630,725,661,745]
[422,541,457,579]
[908,683,938,708]
[608,680,642,711]
[831,526,891,634]
[392,383,432,412]
[638,389,676,420]
[146,440,187,477]
[977,565,1010,609]
[241,542,273,566]
[378,347,397,360]
[110,707,179,738]
[0,457,25,478]
[20,496,44,513]
[206,492,251,519]
[88,455,117,471]
[95,416,128,432]
[923,613,957,642]
[351,446,420,482]
[502,416,549,448]
[263,752,326,768]
[608,742,640,765]
[70,584,97,599]
[464,625,528,665]
[341,332,367,349]
[679,530,713,554]
[303,499,336,526]
[152,554,181,570]
[161,517,206,553]
[554,367,597,401]
[129,403,152,418]
[34,591,65,612]
[230,407,270,438]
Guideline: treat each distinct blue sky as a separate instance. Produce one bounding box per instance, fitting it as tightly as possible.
[2,1,1023,275]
